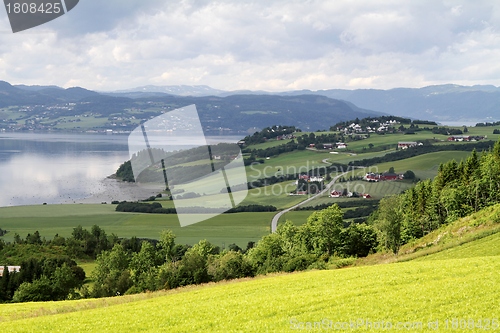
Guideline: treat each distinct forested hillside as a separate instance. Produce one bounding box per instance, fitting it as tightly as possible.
[373,141,500,253]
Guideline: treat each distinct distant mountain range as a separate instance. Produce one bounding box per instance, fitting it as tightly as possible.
[2,80,499,130]
[0,81,98,107]
[107,84,500,124]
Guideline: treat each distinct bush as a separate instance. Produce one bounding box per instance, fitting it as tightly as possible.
[282,254,318,272]
[328,257,357,269]
[207,251,254,281]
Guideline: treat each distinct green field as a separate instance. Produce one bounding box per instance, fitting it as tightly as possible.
[278,210,312,225]
[372,151,473,179]
[0,250,498,331]
[243,181,305,209]
[0,204,273,248]
[324,149,395,165]
[415,232,500,261]
[245,150,330,179]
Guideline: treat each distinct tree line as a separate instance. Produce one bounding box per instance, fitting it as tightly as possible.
[242,125,300,145]
[115,202,277,214]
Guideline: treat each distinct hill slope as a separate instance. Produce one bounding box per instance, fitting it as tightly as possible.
[0,253,498,332]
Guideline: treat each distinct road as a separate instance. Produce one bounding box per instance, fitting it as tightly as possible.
[270,171,348,233]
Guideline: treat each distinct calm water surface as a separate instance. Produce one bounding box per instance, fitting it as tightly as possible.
[0,133,130,206]
[0,132,241,207]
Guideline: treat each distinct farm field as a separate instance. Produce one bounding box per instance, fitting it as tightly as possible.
[324,149,395,165]
[372,151,473,179]
[0,204,273,248]
[345,131,441,151]
[242,181,304,209]
[245,150,330,179]
[0,253,498,331]
[278,210,312,225]
[171,179,302,210]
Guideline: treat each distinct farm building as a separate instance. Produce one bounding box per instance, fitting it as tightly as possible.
[330,190,342,198]
[398,142,420,149]
[309,176,324,182]
[0,266,21,277]
[364,172,403,182]
[448,135,484,142]
[448,136,471,142]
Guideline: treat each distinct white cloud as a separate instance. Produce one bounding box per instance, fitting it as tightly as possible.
[1,0,500,91]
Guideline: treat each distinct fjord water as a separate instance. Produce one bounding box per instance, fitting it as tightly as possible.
[0,132,131,207]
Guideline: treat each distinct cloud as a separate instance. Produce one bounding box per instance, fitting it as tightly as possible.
[1,0,500,91]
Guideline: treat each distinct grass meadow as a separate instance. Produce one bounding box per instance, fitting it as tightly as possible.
[415,231,500,261]
[0,250,498,332]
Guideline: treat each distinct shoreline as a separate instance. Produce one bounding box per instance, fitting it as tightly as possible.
[62,177,160,205]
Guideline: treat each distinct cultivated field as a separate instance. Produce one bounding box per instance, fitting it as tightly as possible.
[245,150,330,179]
[372,151,473,179]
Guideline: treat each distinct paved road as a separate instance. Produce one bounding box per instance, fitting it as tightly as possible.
[270,171,348,233]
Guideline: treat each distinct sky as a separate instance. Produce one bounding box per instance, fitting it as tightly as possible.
[1,0,500,92]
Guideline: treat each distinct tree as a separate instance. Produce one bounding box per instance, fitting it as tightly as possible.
[246,232,286,274]
[403,170,416,180]
[374,196,402,254]
[227,243,242,253]
[92,244,132,297]
[207,251,254,281]
[339,224,378,257]
[158,230,176,263]
[130,241,161,290]
[388,166,395,174]
[0,266,10,301]
[51,263,84,300]
[26,231,42,245]
[302,204,344,255]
